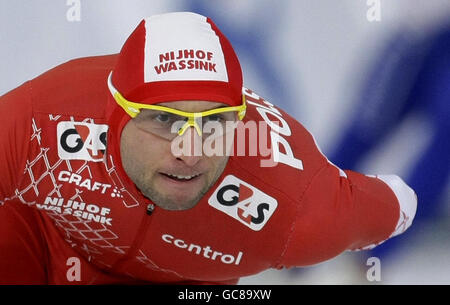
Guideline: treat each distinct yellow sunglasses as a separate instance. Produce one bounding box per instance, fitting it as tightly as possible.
[107,72,246,138]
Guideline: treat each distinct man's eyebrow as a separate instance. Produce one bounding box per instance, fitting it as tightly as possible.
[161,105,230,112]
[138,105,230,115]
[204,105,230,111]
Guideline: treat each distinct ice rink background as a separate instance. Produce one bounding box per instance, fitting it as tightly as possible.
[0,0,449,284]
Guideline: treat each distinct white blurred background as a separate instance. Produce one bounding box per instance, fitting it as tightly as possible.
[1,0,449,284]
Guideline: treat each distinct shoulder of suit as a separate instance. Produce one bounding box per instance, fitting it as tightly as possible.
[29,54,118,118]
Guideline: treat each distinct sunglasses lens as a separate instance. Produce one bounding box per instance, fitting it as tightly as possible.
[132,109,239,140]
[133,110,183,139]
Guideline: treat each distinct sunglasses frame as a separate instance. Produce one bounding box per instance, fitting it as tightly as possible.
[107,72,246,136]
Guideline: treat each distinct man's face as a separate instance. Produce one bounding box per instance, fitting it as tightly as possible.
[120,101,234,211]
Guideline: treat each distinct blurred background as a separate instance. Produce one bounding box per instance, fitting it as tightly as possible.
[1,0,449,284]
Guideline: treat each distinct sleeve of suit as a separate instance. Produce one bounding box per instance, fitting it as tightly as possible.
[280,161,417,267]
[0,82,33,201]
[0,82,48,284]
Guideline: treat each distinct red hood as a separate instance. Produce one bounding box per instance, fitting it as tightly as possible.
[105,56,143,199]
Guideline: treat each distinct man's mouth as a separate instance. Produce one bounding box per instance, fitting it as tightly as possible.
[160,173,202,182]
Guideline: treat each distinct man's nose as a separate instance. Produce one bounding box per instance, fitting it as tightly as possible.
[176,127,203,167]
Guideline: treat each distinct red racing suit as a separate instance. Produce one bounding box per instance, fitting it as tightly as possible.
[0,55,417,284]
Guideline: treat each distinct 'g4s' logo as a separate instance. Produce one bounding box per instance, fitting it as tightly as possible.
[57,121,108,162]
[208,175,278,231]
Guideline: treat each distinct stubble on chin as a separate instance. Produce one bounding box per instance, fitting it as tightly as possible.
[137,176,209,211]
[138,158,228,211]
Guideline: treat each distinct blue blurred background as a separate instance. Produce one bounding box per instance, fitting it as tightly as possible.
[1,0,449,284]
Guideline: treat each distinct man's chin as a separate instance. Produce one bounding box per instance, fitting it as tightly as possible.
[143,187,204,211]
[155,196,200,211]
[138,175,214,210]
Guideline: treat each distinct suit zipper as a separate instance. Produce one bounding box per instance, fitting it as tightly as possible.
[110,204,155,273]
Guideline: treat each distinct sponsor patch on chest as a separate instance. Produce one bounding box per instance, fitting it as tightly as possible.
[208,175,278,231]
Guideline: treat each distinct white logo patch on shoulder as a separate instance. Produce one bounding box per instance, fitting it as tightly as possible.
[57,121,108,162]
